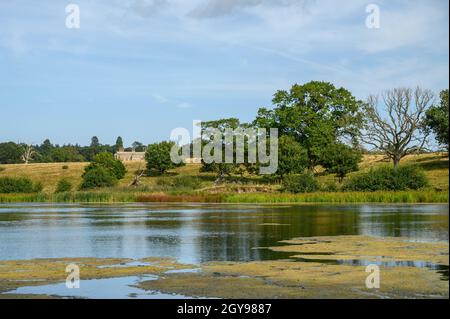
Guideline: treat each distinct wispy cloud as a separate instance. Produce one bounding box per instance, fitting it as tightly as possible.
[129,0,169,17]
[0,0,447,144]
[176,102,192,109]
[152,93,169,103]
[188,0,310,19]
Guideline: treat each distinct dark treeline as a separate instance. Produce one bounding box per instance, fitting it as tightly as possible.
[0,136,146,164]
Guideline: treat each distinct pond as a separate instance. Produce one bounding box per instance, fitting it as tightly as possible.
[0,203,448,264]
[0,203,448,299]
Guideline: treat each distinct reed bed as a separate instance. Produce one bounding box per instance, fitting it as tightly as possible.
[0,190,447,204]
[223,190,449,204]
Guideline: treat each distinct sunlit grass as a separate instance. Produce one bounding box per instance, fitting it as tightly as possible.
[223,190,448,204]
[0,153,448,203]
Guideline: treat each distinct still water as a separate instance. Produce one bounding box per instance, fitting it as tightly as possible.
[0,203,448,264]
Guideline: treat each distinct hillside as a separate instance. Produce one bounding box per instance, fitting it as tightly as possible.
[0,153,448,193]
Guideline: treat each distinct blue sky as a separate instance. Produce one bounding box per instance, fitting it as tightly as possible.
[0,0,448,146]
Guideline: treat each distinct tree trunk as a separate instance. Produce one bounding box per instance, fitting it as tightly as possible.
[393,155,401,167]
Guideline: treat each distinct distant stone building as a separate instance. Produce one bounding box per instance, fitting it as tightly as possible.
[115,151,146,162]
[115,150,201,164]
[185,157,202,164]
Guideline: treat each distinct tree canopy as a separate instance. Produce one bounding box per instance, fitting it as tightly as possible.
[145,141,184,175]
[254,81,364,169]
[424,89,449,151]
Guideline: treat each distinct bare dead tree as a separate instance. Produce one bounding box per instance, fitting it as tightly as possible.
[21,144,36,164]
[361,87,434,166]
[129,165,146,187]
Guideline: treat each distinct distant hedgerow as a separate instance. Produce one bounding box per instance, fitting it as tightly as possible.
[282,173,319,193]
[0,177,42,193]
[343,165,428,191]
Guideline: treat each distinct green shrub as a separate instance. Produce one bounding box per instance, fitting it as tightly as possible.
[321,180,340,192]
[62,165,69,170]
[80,167,117,189]
[33,182,44,193]
[282,173,319,193]
[343,165,428,191]
[0,167,5,172]
[55,179,72,193]
[84,152,126,180]
[277,135,308,177]
[156,176,202,190]
[172,175,201,189]
[0,177,38,193]
[156,177,173,188]
[320,143,361,182]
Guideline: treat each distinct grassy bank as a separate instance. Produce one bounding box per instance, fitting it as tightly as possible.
[0,189,447,204]
[0,153,448,204]
[0,191,140,203]
[223,190,449,204]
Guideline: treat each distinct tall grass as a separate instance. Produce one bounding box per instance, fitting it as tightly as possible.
[0,191,141,203]
[223,191,449,204]
[1,190,446,204]
[136,194,223,203]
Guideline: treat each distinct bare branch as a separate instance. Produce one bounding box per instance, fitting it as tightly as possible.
[361,87,434,166]
[21,144,36,164]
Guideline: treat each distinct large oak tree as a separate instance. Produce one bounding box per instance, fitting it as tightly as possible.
[254,81,364,170]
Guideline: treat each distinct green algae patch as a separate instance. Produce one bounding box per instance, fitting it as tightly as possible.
[138,236,449,299]
[1,236,448,299]
[138,260,448,299]
[270,236,449,266]
[0,257,197,294]
[138,272,312,299]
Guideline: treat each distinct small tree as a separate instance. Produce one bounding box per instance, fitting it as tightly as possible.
[200,118,241,182]
[90,136,100,148]
[132,141,145,152]
[424,89,449,151]
[362,87,434,166]
[277,135,308,178]
[81,166,117,189]
[0,177,42,193]
[55,179,72,193]
[115,136,124,152]
[321,143,361,182]
[145,141,183,175]
[84,152,126,180]
[21,144,36,164]
[282,173,319,193]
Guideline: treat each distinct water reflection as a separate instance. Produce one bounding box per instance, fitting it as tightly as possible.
[0,204,448,265]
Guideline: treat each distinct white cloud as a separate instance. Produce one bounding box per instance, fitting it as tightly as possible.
[188,0,309,19]
[176,102,192,109]
[0,0,447,99]
[152,93,169,103]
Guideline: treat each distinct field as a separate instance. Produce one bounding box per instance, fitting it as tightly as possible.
[0,153,448,203]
